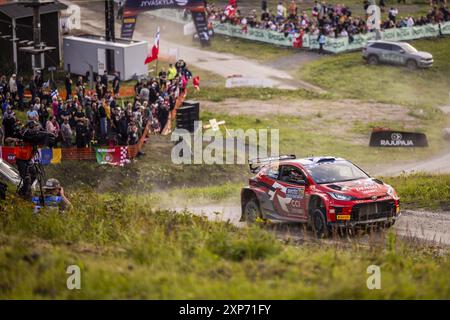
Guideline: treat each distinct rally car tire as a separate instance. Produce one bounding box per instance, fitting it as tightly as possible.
[243,199,262,224]
[312,209,331,238]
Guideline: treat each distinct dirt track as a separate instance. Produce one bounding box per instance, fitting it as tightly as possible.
[173,205,450,246]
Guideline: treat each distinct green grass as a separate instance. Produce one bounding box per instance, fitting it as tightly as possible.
[199,110,447,171]
[384,174,450,210]
[1,193,449,299]
[189,87,330,102]
[201,34,296,62]
[298,37,450,108]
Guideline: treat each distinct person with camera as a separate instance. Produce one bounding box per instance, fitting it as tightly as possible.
[32,178,72,213]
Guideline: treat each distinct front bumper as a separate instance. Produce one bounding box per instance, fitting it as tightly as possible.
[418,59,433,68]
[329,199,400,227]
[330,213,401,227]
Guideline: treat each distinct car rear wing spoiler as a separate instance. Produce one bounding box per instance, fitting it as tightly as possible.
[248,155,296,173]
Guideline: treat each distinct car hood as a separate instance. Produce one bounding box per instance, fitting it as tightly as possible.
[322,178,390,199]
[415,51,433,59]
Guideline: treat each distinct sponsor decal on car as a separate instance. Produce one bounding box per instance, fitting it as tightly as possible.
[285,187,305,199]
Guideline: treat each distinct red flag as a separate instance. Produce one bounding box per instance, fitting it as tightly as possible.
[145,28,160,64]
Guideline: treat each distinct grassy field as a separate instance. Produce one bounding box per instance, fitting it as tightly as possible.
[384,174,450,210]
[198,109,447,172]
[0,192,449,299]
[298,37,450,108]
[189,86,329,101]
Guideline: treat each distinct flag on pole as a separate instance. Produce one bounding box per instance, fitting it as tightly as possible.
[51,88,58,98]
[144,27,160,65]
[38,148,62,165]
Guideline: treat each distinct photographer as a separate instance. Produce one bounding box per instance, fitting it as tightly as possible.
[32,178,72,212]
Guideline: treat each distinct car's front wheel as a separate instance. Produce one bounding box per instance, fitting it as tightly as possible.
[312,209,331,238]
[367,55,379,65]
[406,59,417,70]
[243,199,262,224]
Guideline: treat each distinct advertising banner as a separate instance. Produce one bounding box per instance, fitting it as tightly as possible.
[120,14,138,39]
[121,0,209,44]
[369,130,428,147]
[442,21,450,34]
[191,9,210,46]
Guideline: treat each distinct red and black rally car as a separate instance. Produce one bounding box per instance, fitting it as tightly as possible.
[241,155,401,237]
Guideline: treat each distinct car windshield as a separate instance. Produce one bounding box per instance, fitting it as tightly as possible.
[304,160,369,184]
[402,43,417,53]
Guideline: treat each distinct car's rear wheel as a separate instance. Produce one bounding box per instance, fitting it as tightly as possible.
[243,199,262,224]
[406,59,417,70]
[312,209,331,238]
[367,55,379,65]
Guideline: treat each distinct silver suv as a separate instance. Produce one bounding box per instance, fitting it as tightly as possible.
[362,40,433,69]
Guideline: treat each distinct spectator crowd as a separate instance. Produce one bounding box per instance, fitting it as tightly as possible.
[207,0,449,39]
[0,59,193,149]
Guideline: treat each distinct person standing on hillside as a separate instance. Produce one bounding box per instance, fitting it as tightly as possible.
[318,32,326,54]
[101,70,109,92]
[65,73,72,100]
[113,71,120,96]
[167,64,177,81]
[9,74,17,103]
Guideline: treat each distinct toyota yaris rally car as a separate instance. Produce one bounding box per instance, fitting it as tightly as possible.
[241,155,401,237]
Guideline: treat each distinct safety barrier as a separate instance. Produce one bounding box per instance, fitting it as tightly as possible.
[148,9,450,53]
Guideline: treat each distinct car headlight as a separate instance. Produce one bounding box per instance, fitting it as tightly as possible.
[386,186,396,197]
[328,192,354,201]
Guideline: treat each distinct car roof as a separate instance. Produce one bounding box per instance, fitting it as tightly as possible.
[270,156,347,167]
[367,40,410,47]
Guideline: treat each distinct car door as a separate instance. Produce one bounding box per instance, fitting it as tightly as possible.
[379,43,395,63]
[390,44,407,65]
[273,165,308,219]
[258,163,281,215]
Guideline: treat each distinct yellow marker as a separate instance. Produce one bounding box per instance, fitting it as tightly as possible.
[336,215,351,220]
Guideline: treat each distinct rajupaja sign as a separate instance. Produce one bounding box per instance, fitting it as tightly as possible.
[369,130,428,147]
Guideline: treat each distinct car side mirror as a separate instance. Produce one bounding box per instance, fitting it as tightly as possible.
[399,49,405,54]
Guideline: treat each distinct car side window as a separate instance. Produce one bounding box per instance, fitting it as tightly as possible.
[279,165,306,185]
[267,164,280,180]
[391,45,402,52]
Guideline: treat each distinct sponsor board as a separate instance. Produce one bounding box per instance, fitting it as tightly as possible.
[369,131,428,147]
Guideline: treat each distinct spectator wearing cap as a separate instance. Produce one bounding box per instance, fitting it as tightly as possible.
[34,178,72,212]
